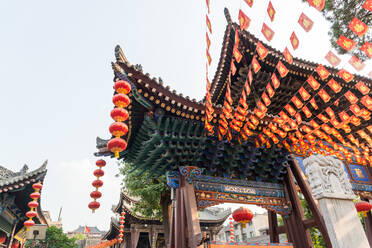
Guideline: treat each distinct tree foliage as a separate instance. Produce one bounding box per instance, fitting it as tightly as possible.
[304,0,371,61]
[25,226,77,248]
[119,161,169,219]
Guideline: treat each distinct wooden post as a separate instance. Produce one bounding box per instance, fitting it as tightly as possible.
[174,186,186,248]
[181,175,202,247]
[6,222,17,248]
[168,197,175,248]
[283,169,313,248]
[130,226,140,248]
[289,157,333,248]
[268,210,279,243]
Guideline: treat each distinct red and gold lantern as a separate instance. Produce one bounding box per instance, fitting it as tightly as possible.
[96,159,106,168]
[111,108,129,122]
[113,94,130,108]
[114,80,131,95]
[24,182,43,229]
[88,201,100,213]
[355,201,372,217]
[232,207,254,228]
[109,122,128,138]
[90,191,102,200]
[107,138,127,158]
[0,232,6,244]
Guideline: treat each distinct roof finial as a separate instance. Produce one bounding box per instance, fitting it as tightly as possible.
[224,8,232,25]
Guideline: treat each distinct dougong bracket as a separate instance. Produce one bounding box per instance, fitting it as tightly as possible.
[179,166,204,184]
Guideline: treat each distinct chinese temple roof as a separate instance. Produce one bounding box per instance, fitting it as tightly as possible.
[0,162,47,190]
[96,9,371,183]
[70,226,104,235]
[0,162,47,235]
[103,189,231,240]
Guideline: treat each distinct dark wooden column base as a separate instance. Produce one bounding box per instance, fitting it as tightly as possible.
[268,210,279,243]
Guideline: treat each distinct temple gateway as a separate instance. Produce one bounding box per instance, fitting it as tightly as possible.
[96,8,372,248]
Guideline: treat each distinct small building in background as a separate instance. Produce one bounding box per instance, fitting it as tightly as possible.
[42,210,62,229]
[102,189,231,248]
[67,226,105,248]
[216,212,287,243]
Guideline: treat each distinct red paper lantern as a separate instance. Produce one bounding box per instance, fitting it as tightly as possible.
[114,80,131,95]
[96,160,106,168]
[118,238,123,243]
[93,169,104,178]
[32,183,43,191]
[30,192,40,200]
[107,138,127,158]
[11,240,19,248]
[232,207,254,227]
[90,191,102,200]
[0,232,7,244]
[26,211,37,218]
[355,201,372,217]
[88,201,100,212]
[111,108,129,122]
[92,179,103,189]
[24,220,35,228]
[109,122,128,138]
[28,201,39,208]
[112,94,130,108]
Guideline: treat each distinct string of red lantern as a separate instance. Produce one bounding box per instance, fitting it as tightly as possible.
[118,211,125,244]
[229,217,235,243]
[107,80,131,158]
[24,182,43,229]
[205,0,214,135]
[86,239,118,248]
[88,159,106,213]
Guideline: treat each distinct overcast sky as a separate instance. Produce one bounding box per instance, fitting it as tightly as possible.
[0,0,370,232]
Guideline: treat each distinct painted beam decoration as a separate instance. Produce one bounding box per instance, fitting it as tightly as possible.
[167,167,291,216]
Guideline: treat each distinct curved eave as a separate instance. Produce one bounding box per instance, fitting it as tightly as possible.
[209,22,371,104]
[102,218,120,240]
[0,161,47,192]
[112,190,139,214]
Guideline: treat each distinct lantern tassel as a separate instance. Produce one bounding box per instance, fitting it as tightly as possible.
[115,151,119,158]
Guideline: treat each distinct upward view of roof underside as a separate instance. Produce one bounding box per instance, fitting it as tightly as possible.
[96,14,372,182]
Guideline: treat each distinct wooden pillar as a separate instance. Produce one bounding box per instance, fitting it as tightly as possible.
[181,175,202,247]
[281,216,293,243]
[268,210,279,243]
[175,186,186,248]
[130,225,140,248]
[361,197,372,247]
[289,157,332,248]
[6,222,17,248]
[283,169,313,248]
[168,197,176,248]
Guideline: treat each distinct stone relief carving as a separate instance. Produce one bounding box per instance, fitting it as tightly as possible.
[303,155,355,200]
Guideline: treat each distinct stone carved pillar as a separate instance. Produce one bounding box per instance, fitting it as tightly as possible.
[303,155,369,248]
